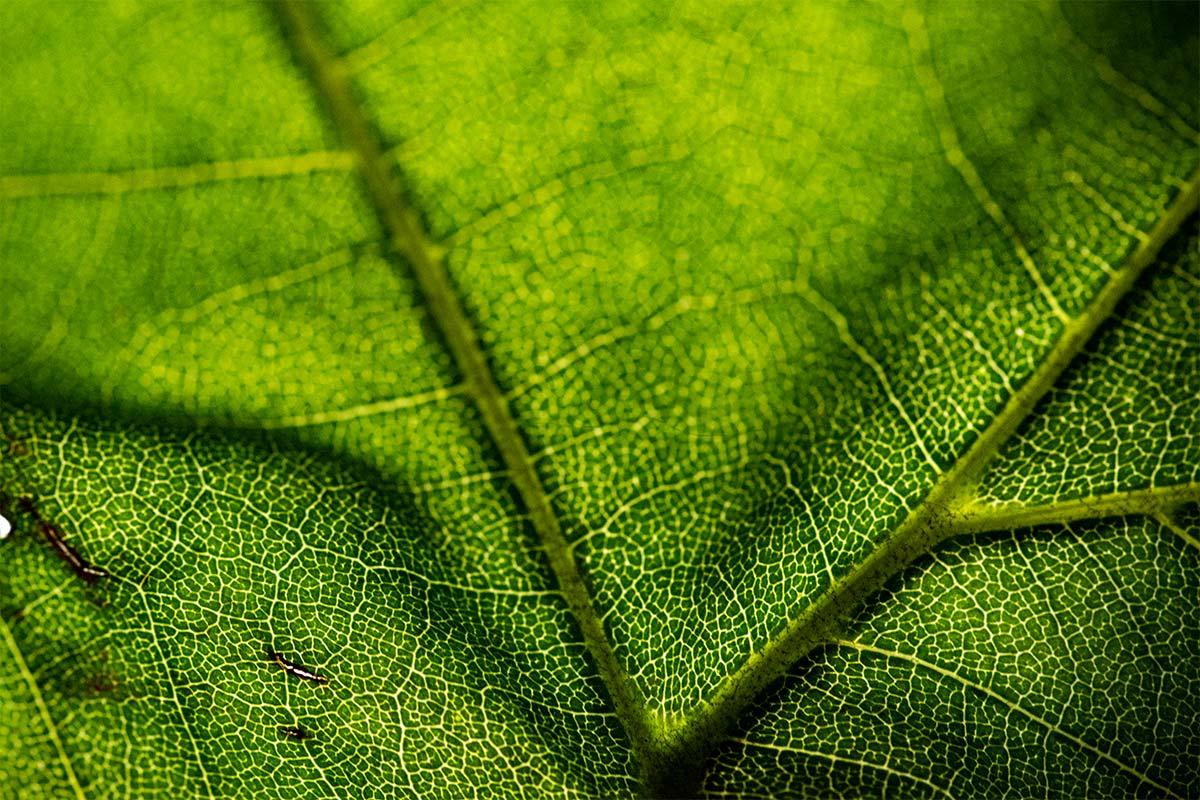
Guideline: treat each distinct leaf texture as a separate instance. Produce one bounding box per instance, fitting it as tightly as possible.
[0,0,1196,797]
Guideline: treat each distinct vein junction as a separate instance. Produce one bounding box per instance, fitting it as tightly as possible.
[272,1,1199,793]
[657,168,1199,778]
[949,483,1200,537]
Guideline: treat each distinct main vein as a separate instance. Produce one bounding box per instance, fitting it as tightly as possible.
[271,0,654,771]
[662,169,1199,770]
[271,0,1199,788]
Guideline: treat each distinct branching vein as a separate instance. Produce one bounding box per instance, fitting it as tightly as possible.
[0,150,353,199]
[730,736,956,799]
[268,1,1199,794]
[833,638,1180,798]
[1152,509,1200,552]
[903,4,1069,323]
[272,0,655,777]
[951,483,1200,537]
[659,167,1199,775]
[1042,0,1200,142]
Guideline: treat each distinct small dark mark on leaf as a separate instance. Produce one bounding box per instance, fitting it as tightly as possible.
[15,496,110,585]
[86,672,119,696]
[268,649,330,685]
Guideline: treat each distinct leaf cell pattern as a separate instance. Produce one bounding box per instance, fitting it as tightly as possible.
[0,0,1197,797]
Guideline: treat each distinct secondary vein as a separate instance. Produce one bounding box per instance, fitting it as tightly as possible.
[271,0,655,772]
[0,150,354,199]
[1151,510,1200,552]
[660,169,1199,770]
[950,483,1200,537]
[0,613,88,800]
[834,638,1181,799]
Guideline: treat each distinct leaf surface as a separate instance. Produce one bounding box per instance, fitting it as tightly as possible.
[0,0,1196,797]
[702,224,1200,798]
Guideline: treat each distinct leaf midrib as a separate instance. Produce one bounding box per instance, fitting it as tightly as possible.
[270,0,657,778]
[271,0,1200,794]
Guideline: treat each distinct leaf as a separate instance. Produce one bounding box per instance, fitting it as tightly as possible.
[1,405,634,797]
[702,226,1200,798]
[0,1,1196,797]
[703,512,1200,799]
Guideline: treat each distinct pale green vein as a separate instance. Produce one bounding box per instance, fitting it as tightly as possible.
[101,245,369,406]
[129,564,217,799]
[799,281,939,472]
[833,638,1180,798]
[442,143,691,249]
[1152,509,1200,552]
[0,150,354,199]
[508,279,810,401]
[950,483,1200,537]
[1064,170,1148,242]
[0,193,122,385]
[571,459,752,553]
[903,3,1069,324]
[1042,0,1200,142]
[728,737,955,800]
[0,613,87,800]
[340,0,476,76]
[659,168,1199,779]
[256,385,465,429]
[272,0,655,780]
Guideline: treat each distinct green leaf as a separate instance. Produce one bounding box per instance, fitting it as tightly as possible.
[0,1,1196,797]
[703,512,1200,799]
[702,226,1200,798]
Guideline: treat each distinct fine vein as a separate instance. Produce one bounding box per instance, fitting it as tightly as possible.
[0,613,87,800]
[730,737,955,799]
[662,169,1199,771]
[904,3,1068,323]
[1152,509,1200,552]
[834,639,1180,798]
[271,0,654,773]
[272,0,1199,789]
[0,150,354,199]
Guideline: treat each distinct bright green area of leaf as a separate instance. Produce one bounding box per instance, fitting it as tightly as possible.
[701,226,1200,797]
[0,0,1197,797]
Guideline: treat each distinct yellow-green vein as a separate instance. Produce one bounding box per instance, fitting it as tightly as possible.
[951,483,1200,537]
[1152,509,1200,552]
[0,613,88,800]
[833,638,1180,798]
[0,150,353,199]
[657,169,1199,779]
[271,0,655,779]
[729,736,955,799]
